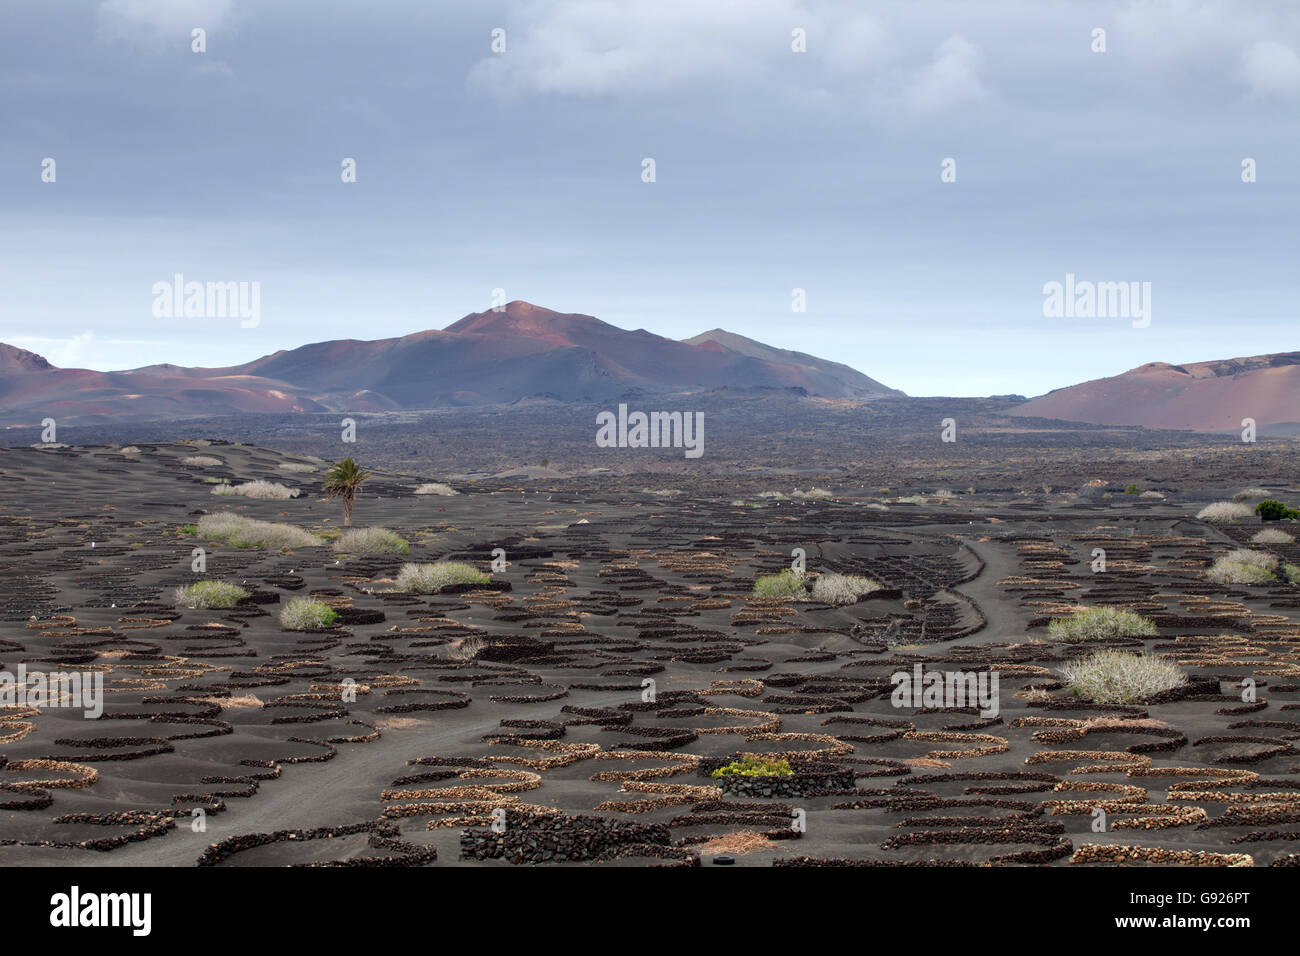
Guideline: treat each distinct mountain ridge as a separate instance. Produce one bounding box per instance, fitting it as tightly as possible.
[1013,350,1300,430]
[0,301,900,425]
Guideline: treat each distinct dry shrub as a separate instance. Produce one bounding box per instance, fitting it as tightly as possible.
[697,830,779,856]
[811,572,881,606]
[791,487,831,500]
[196,694,264,710]
[414,483,457,496]
[375,717,426,730]
[1060,650,1187,704]
[1206,550,1277,585]
[212,480,299,499]
[1196,501,1253,523]
[447,636,487,661]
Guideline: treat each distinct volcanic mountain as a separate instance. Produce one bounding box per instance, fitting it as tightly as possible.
[0,302,901,425]
[1012,352,1300,431]
[683,329,901,398]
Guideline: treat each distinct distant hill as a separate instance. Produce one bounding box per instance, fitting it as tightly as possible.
[683,329,903,398]
[0,302,901,425]
[1012,352,1300,430]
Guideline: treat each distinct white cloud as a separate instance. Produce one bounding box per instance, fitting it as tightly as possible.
[906,35,987,112]
[98,0,235,46]
[1242,40,1300,98]
[469,0,807,98]
[819,16,888,75]
[466,0,999,118]
[1115,0,1235,61]
[8,333,168,368]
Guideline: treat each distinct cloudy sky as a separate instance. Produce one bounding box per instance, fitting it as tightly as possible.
[1,0,1297,396]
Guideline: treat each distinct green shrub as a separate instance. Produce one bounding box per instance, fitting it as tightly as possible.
[1256,500,1299,521]
[333,527,409,555]
[1285,564,1300,584]
[173,580,249,609]
[752,569,807,600]
[1048,606,1158,643]
[1060,650,1187,704]
[394,561,489,593]
[1124,483,1141,495]
[280,598,339,630]
[710,755,793,778]
[196,513,324,549]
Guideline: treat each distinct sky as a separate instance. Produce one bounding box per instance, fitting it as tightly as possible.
[1,0,1297,397]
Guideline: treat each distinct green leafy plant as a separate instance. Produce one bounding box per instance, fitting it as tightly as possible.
[173,580,249,609]
[195,513,324,549]
[1256,500,1300,521]
[1048,606,1158,643]
[280,598,339,630]
[752,569,807,600]
[710,755,793,778]
[394,561,489,593]
[332,527,409,554]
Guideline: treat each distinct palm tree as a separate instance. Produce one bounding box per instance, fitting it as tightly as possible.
[323,457,369,527]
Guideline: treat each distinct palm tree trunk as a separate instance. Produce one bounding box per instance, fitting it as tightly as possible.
[344,493,354,527]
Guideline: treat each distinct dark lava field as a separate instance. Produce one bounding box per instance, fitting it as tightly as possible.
[2,437,1299,866]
